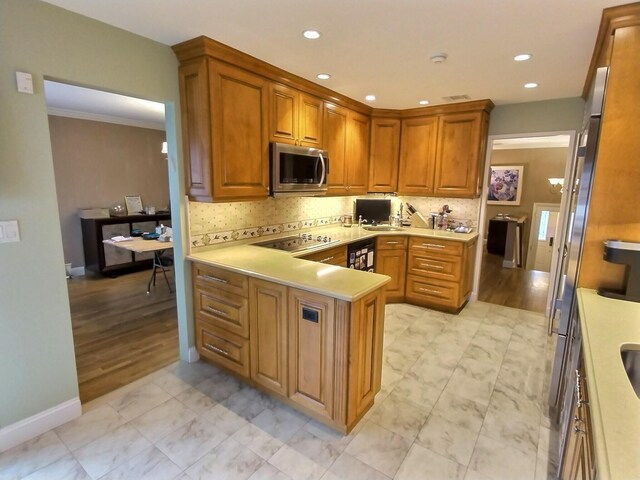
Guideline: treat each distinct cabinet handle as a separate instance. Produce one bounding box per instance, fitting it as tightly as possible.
[319,256,335,263]
[385,241,400,245]
[202,274,229,284]
[575,370,589,408]
[418,287,441,295]
[206,343,229,356]
[421,263,444,270]
[206,306,228,317]
[422,243,445,249]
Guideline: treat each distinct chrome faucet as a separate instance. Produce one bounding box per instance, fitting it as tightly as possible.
[358,215,368,227]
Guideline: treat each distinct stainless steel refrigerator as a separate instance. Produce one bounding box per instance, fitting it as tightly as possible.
[547,66,609,466]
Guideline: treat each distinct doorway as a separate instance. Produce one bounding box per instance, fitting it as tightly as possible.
[44,80,179,403]
[474,133,575,314]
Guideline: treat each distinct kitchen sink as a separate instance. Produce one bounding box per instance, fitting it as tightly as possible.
[621,346,640,399]
[362,225,403,231]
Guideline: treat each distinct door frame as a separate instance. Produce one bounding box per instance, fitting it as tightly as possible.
[471,130,577,319]
[526,202,561,271]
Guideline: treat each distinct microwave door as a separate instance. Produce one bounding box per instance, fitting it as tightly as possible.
[316,153,327,186]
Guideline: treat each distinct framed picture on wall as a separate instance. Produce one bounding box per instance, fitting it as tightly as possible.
[487,166,524,206]
[124,195,143,215]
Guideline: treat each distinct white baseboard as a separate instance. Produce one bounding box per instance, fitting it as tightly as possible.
[0,397,81,452]
[187,346,200,363]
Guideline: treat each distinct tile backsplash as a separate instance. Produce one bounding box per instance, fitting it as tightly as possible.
[188,195,481,248]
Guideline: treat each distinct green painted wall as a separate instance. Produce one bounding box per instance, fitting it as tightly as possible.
[0,0,191,428]
[489,97,585,135]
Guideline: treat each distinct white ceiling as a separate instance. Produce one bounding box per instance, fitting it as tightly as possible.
[42,0,622,112]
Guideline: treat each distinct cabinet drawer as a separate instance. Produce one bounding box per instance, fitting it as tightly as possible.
[406,274,459,309]
[300,245,347,266]
[196,320,250,378]
[195,286,249,338]
[193,263,248,296]
[408,251,462,282]
[376,236,408,251]
[409,236,463,256]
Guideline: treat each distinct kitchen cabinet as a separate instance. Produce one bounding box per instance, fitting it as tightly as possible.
[405,236,477,312]
[397,116,438,195]
[368,117,401,193]
[191,259,385,433]
[249,278,288,396]
[433,111,488,198]
[81,213,171,277]
[269,83,323,148]
[374,236,407,303]
[178,58,269,202]
[300,244,347,267]
[323,105,370,195]
[561,364,596,480]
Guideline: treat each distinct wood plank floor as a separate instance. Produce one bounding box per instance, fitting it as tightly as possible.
[67,269,179,403]
[478,250,550,313]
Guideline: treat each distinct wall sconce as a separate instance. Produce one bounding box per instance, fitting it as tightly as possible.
[548,177,564,194]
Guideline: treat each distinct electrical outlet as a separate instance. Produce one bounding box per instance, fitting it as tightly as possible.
[16,72,34,94]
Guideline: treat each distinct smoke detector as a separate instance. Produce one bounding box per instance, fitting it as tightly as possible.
[430,53,448,64]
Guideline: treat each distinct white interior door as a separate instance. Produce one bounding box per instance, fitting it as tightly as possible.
[533,210,559,271]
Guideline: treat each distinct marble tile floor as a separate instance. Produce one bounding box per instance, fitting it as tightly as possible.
[0,302,560,480]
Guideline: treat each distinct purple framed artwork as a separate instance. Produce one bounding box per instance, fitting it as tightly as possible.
[487,166,524,206]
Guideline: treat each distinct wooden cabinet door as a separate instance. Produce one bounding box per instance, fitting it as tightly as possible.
[324,103,349,195]
[375,249,406,302]
[178,58,214,202]
[369,117,400,193]
[288,288,335,421]
[299,93,323,148]
[347,289,384,423]
[269,83,298,145]
[210,61,269,200]
[433,111,485,198]
[346,110,371,195]
[249,279,288,396]
[398,116,438,195]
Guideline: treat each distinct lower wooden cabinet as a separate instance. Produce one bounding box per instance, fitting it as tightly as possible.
[249,279,288,396]
[375,236,407,303]
[191,262,385,433]
[300,245,347,266]
[561,364,596,480]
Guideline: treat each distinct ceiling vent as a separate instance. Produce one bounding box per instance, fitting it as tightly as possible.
[442,94,471,102]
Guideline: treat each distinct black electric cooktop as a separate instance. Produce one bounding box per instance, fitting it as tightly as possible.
[254,233,339,253]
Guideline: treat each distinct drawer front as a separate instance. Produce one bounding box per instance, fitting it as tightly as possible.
[193,263,248,296]
[376,236,408,251]
[196,320,250,378]
[408,251,462,282]
[301,245,347,266]
[409,236,463,256]
[195,286,249,338]
[406,274,459,309]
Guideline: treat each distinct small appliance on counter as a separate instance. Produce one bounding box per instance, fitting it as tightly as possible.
[598,240,640,302]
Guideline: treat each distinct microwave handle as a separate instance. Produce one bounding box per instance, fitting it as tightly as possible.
[318,153,327,187]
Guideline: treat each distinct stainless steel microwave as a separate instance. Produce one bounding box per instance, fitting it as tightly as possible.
[270,142,329,197]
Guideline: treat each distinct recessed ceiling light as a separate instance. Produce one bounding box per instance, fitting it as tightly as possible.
[419,100,430,105]
[302,30,321,39]
[514,53,532,62]
[430,53,448,64]
[365,94,376,102]
[524,82,538,89]
[317,73,331,80]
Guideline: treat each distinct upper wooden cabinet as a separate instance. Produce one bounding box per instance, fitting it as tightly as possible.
[397,103,491,198]
[178,57,269,201]
[269,83,323,148]
[433,111,488,198]
[398,116,438,195]
[324,106,370,195]
[368,118,401,193]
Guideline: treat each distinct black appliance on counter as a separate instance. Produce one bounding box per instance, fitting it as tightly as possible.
[354,199,391,225]
[348,239,375,272]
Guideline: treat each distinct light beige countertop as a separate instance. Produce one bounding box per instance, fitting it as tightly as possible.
[188,225,476,302]
[577,288,640,480]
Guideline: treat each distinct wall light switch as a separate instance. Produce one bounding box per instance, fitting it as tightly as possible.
[0,220,21,243]
[16,72,34,94]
